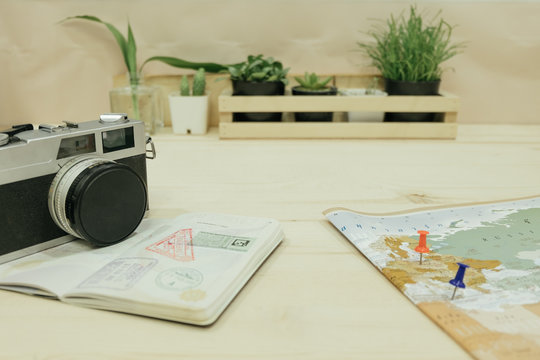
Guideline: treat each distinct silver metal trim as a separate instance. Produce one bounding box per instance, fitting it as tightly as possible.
[145,136,156,159]
[48,156,113,238]
[99,113,129,124]
[63,121,79,128]
[39,124,62,132]
[0,117,146,186]
[0,235,75,265]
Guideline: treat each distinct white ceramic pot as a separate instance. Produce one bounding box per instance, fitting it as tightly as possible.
[340,89,387,122]
[168,92,209,134]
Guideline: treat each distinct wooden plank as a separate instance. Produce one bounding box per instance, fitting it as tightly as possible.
[219,111,233,123]
[444,112,458,123]
[218,94,459,112]
[335,74,382,89]
[219,122,458,139]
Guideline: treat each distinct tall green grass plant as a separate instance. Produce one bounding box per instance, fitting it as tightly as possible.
[357,6,465,82]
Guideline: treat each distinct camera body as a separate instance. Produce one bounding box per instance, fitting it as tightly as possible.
[0,114,154,264]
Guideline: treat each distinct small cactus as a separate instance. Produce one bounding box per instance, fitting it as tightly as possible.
[192,68,206,96]
[180,75,190,96]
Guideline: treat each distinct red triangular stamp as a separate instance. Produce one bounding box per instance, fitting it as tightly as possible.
[146,228,194,262]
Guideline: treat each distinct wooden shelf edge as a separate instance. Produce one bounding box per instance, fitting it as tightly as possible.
[218,93,459,113]
[219,122,458,140]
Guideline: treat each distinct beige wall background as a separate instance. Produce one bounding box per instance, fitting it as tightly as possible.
[0,0,539,128]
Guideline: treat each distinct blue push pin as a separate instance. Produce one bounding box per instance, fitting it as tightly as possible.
[449,262,469,300]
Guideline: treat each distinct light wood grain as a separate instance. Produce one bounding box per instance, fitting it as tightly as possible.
[2,124,540,359]
[219,93,459,112]
[217,91,459,139]
[219,122,458,139]
[114,74,459,132]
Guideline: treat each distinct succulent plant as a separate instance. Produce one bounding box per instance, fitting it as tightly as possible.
[227,55,289,85]
[192,68,206,96]
[294,72,332,91]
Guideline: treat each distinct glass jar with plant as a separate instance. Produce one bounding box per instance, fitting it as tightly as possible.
[227,54,289,122]
[357,5,465,122]
[61,16,230,134]
[291,72,337,122]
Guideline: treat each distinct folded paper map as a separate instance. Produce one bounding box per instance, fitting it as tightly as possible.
[325,197,540,360]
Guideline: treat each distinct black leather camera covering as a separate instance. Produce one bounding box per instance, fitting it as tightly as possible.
[0,173,66,255]
[0,154,148,256]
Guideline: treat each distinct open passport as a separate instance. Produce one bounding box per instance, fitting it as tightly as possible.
[0,213,283,325]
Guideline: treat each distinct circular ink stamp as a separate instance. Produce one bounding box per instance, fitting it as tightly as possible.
[180,289,207,302]
[156,267,203,291]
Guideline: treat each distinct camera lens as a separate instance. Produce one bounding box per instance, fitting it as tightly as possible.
[48,156,147,246]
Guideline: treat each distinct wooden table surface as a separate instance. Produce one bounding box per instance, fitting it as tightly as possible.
[2,124,540,359]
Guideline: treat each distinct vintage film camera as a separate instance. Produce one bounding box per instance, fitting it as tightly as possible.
[0,114,156,264]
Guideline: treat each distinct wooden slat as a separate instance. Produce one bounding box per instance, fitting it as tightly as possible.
[218,94,459,113]
[219,122,458,139]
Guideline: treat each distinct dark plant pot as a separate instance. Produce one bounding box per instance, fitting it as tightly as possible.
[232,80,285,122]
[384,79,443,122]
[292,86,337,122]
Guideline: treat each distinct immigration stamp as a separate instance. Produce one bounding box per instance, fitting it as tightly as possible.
[180,289,207,302]
[192,231,255,252]
[78,257,157,290]
[146,228,195,262]
[156,267,203,291]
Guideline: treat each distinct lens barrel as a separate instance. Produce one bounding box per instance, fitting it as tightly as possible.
[48,156,147,246]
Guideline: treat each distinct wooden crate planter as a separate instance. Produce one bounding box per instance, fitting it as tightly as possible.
[218,91,459,139]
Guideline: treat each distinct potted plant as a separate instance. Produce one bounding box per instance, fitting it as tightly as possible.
[291,72,337,122]
[168,68,208,134]
[61,15,231,133]
[227,55,289,122]
[339,77,387,122]
[357,6,465,122]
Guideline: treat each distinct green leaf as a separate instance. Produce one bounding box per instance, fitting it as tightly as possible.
[126,22,137,82]
[319,76,332,88]
[309,72,317,86]
[251,71,267,80]
[61,15,130,75]
[295,77,308,88]
[228,66,241,79]
[140,56,230,73]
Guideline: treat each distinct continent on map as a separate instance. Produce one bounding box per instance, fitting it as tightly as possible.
[373,236,501,294]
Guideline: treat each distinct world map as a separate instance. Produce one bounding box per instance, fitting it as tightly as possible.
[326,197,540,360]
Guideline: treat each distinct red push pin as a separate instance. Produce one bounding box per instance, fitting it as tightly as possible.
[415,230,430,265]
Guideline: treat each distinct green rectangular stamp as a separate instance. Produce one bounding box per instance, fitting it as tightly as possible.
[192,231,255,252]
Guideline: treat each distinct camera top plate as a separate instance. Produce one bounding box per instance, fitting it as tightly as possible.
[0,115,146,186]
